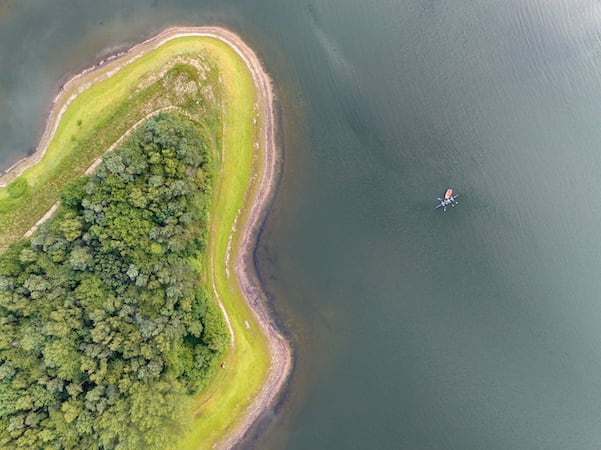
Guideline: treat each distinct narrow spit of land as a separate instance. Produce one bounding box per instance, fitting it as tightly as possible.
[0,27,291,449]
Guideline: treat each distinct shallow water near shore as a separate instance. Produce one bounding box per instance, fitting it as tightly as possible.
[5,0,601,449]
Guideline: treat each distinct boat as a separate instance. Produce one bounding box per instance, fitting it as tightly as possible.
[436,189,460,211]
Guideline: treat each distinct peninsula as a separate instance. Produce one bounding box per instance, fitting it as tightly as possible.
[0,27,291,449]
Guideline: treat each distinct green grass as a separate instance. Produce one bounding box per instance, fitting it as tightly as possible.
[175,38,271,450]
[0,35,271,449]
[0,39,220,247]
[7,177,28,199]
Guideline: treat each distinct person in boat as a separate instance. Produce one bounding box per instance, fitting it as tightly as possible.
[437,189,459,209]
[436,188,460,210]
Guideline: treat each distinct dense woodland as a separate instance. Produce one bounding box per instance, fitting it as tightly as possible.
[0,113,228,449]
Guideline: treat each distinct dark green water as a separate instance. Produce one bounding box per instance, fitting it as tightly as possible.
[4,1,601,448]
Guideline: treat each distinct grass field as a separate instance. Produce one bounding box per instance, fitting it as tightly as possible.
[0,35,271,449]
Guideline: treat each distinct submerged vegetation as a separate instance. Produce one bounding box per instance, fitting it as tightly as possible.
[0,114,228,448]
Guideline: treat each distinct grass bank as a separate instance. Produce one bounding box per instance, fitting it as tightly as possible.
[0,32,273,449]
[176,36,272,449]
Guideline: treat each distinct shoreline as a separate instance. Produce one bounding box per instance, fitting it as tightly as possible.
[0,27,292,449]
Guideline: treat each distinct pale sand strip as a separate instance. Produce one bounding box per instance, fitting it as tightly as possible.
[3,27,291,449]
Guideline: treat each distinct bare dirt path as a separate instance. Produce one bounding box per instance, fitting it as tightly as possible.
[4,27,291,450]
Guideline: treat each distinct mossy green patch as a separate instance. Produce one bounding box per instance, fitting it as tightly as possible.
[7,177,28,199]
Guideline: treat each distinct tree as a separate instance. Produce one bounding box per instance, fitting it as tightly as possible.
[0,113,227,448]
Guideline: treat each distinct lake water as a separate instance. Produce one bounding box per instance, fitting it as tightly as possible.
[3,1,601,448]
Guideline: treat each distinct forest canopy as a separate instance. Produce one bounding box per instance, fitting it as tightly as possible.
[0,113,228,449]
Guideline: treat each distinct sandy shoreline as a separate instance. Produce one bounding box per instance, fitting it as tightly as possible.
[1,27,292,449]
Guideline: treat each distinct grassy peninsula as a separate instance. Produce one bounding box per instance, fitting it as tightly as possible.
[0,28,290,449]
